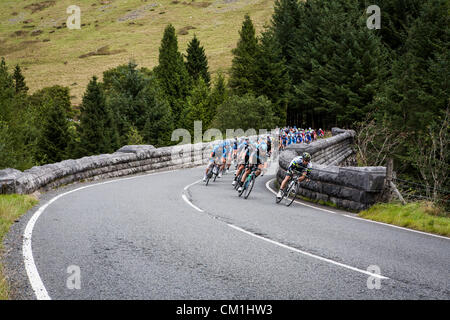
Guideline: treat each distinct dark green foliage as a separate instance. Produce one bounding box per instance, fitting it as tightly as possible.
[76,76,118,157]
[208,72,227,126]
[154,24,191,126]
[180,78,211,136]
[270,0,301,66]
[373,0,449,178]
[212,94,277,132]
[105,61,173,147]
[13,64,28,94]
[228,15,259,95]
[185,35,211,87]
[36,102,71,164]
[357,0,424,53]
[30,85,74,118]
[254,30,290,126]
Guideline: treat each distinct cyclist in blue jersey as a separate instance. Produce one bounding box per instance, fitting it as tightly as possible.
[203,143,224,182]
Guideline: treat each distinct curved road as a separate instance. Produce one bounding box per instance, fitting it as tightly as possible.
[5,166,450,299]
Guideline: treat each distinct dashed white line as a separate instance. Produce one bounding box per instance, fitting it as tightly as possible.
[227,224,389,280]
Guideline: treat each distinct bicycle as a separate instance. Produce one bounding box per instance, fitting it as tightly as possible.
[234,163,248,190]
[276,173,305,206]
[205,163,220,186]
[238,165,258,199]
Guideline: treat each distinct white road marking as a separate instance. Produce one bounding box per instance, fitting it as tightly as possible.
[182,179,204,212]
[23,169,179,300]
[227,224,389,280]
[343,214,450,240]
[184,179,202,191]
[182,194,204,212]
[266,178,449,240]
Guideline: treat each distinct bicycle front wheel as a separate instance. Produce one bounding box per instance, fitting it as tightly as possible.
[285,182,299,207]
[243,175,255,199]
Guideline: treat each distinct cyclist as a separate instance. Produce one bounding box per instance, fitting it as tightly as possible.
[266,135,272,157]
[232,137,250,186]
[203,142,224,182]
[232,137,239,168]
[276,152,312,199]
[237,140,265,192]
[223,140,233,174]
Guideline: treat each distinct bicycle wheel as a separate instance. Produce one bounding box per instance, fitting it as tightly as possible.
[243,175,255,199]
[238,177,249,197]
[234,170,243,190]
[285,181,299,207]
[205,170,211,186]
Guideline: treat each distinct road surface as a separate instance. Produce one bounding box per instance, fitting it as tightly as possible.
[4,166,450,299]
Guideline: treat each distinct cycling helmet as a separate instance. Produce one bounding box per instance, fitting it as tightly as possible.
[302,152,311,162]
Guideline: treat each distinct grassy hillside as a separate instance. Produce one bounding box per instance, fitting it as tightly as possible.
[0,0,274,105]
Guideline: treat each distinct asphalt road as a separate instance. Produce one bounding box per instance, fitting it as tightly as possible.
[4,166,450,299]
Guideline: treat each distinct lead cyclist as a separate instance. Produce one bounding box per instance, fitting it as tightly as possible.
[276,152,312,199]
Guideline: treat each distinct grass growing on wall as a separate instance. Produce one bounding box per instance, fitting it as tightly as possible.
[0,194,38,300]
[359,201,450,237]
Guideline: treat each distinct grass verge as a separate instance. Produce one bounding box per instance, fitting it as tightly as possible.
[359,201,450,237]
[0,194,38,300]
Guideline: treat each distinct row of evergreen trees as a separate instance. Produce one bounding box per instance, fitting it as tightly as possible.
[0,22,281,170]
[226,0,448,190]
[1,0,447,194]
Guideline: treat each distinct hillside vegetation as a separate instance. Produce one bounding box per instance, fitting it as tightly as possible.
[0,0,274,105]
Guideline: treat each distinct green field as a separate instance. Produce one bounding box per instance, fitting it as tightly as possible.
[0,0,274,105]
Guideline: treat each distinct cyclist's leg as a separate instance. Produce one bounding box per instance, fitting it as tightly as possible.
[233,163,244,185]
[277,171,293,197]
[203,160,214,181]
[255,163,263,177]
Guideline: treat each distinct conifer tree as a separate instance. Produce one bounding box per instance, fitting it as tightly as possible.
[77,76,118,156]
[37,102,71,164]
[185,35,211,87]
[180,78,211,136]
[13,64,28,94]
[229,15,259,95]
[254,30,290,126]
[154,24,191,126]
[208,72,227,126]
[270,0,301,66]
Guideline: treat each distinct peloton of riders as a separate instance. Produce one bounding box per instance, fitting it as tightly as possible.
[201,129,315,202]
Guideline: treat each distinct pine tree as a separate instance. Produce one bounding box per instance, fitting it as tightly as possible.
[37,102,71,164]
[185,35,211,87]
[142,77,174,147]
[77,76,118,157]
[254,30,290,126]
[180,78,211,136]
[376,0,449,134]
[154,24,191,126]
[228,15,259,96]
[0,58,15,122]
[270,0,301,66]
[13,64,28,94]
[208,72,227,127]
